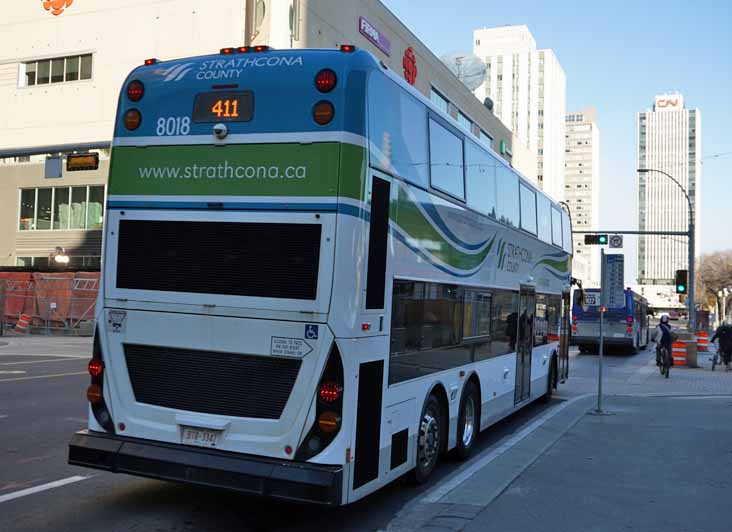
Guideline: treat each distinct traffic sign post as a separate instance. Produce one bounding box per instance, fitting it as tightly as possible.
[609,235,623,248]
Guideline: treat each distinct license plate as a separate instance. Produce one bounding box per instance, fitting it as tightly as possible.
[181,426,221,448]
[584,294,597,305]
[613,333,625,338]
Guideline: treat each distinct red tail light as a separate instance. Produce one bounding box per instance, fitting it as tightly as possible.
[88,358,104,378]
[340,44,355,53]
[571,325,577,332]
[572,315,577,322]
[315,69,337,93]
[144,58,158,66]
[123,109,142,131]
[319,382,341,403]
[627,327,634,334]
[126,80,144,102]
[627,316,634,324]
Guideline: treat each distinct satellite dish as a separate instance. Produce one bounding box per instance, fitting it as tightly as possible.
[440,52,487,91]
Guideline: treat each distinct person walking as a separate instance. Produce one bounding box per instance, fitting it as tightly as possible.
[711,320,732,371]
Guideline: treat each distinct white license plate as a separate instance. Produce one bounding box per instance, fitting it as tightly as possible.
[584,294,598,305]
[181,426,221,448]
[613,333,625,338]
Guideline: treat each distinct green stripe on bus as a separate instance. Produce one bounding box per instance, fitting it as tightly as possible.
[108,142,366,198]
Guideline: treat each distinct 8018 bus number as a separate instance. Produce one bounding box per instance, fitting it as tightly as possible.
[156,116,191,136]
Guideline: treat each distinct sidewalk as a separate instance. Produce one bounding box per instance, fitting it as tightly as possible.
[385,348,732,532]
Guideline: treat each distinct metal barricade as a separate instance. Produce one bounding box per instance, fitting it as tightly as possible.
[0,273,98,336]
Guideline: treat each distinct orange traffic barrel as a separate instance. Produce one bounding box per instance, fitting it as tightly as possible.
[697,331,709,352]
[672,341,687,366]
[15,313,31,333]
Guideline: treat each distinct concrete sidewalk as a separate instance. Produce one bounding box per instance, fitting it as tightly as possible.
[385,348,732,532]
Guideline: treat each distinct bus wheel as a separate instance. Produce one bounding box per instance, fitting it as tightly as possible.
[454,381,479,461]
[413,394,443,483]
[540,357,556,404]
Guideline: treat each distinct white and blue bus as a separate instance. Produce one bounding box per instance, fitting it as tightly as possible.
[69,46,573,505]
[572,288,650,353]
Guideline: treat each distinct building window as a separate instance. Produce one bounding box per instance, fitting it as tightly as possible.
[18,185,105,231]
[457,112,471,132]
[430,88,449,114]
[21,54,93,87]
[479,130,493,149]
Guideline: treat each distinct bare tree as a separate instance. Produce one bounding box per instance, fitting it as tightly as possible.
[696,250,732,318]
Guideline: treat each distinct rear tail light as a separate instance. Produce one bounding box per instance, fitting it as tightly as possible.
[123,109,142,131]
[627,327,634,334]
[572,315,577,322]
[220,47,235,54]
[318,382,341,403]
[88,359,104,379]
[571,325,577,332]
[315,69,337,93]
[144,58,158,66]
[313,101,335,125]
[340,44,356,53]
[296,344,344,460]
[126,80,144,102]
[88,328,114,433]
[627,316,634,324]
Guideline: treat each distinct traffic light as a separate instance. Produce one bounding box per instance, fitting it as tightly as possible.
[584,234,608,245]
[675,269,688,294]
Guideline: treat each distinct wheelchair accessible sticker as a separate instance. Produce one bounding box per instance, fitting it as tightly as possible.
[305,324,319,340]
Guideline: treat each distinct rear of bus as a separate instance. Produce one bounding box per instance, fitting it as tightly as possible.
[68,47,376,505]
[572,288,638,352]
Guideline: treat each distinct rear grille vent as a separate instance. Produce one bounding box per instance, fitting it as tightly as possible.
[124,344,301,419]
[116,220,321,300]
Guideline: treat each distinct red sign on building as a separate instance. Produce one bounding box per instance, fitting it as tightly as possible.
[402,47,417,85]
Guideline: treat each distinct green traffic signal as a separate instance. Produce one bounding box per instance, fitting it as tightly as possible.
[677,285,686,293]
[598,235,608,244]
[674,269,688,294]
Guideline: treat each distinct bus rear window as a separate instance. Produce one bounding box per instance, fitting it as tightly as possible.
[192,90,254,123]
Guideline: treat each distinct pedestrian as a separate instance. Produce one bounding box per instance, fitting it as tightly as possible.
[711,320,732,371]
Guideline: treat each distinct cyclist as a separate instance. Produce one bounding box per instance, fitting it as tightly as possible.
[711,320,732,371]
[652,314,673,367]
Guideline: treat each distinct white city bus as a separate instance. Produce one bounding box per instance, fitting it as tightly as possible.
[69,46,573,506]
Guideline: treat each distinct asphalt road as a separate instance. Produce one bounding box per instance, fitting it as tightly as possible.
[2,337,721,532]
[0,336,562,532]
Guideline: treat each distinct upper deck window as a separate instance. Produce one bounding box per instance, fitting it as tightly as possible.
[429,118,465,199]
[368,73,429,187]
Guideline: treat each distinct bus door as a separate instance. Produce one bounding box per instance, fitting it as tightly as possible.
[515,285,536,404]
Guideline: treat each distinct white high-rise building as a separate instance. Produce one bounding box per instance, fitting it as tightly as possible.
[637,93,701,309]
[564,108,600,286]
[473,25,567,201]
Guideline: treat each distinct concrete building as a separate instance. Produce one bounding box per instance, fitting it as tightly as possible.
[637,93,701,309]
[0,0,515,267]
[473,25,567,201]
[564,107,600,286]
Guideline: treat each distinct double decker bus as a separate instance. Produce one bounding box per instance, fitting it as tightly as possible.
[572,288,650,353]
[68,46,573,506]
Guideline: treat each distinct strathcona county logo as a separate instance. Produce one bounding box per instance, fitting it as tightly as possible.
[42,0,74,16]
[154,56,305,82]
[155,63,196,83]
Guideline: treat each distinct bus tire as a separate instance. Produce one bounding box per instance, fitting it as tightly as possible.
[412,394,444,484]
[454,380,480,461]
[540,356,556,404]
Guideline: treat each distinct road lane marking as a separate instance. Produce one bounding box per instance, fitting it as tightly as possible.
[0,476,90,504]
[0,371,87,383]
[420,393,592,504]
[0,353,89,358]
[0,370,26,375]
[0,357,86,366]
[0,415,7,419]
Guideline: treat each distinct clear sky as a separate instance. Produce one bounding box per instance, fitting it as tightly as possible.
[384,0,731,279]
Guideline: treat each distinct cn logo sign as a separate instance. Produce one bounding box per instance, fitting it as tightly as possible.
[42,0,74,16]
[657,98,680,108]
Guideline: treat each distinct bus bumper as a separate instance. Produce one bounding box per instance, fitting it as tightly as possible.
[573,335,632,347]
[68,430,343,506]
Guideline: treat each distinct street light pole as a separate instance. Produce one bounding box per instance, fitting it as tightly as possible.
[638,168,695,331]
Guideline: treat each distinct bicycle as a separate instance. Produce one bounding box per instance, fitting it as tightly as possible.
[712,343,732,372]
[658,345,672,378]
